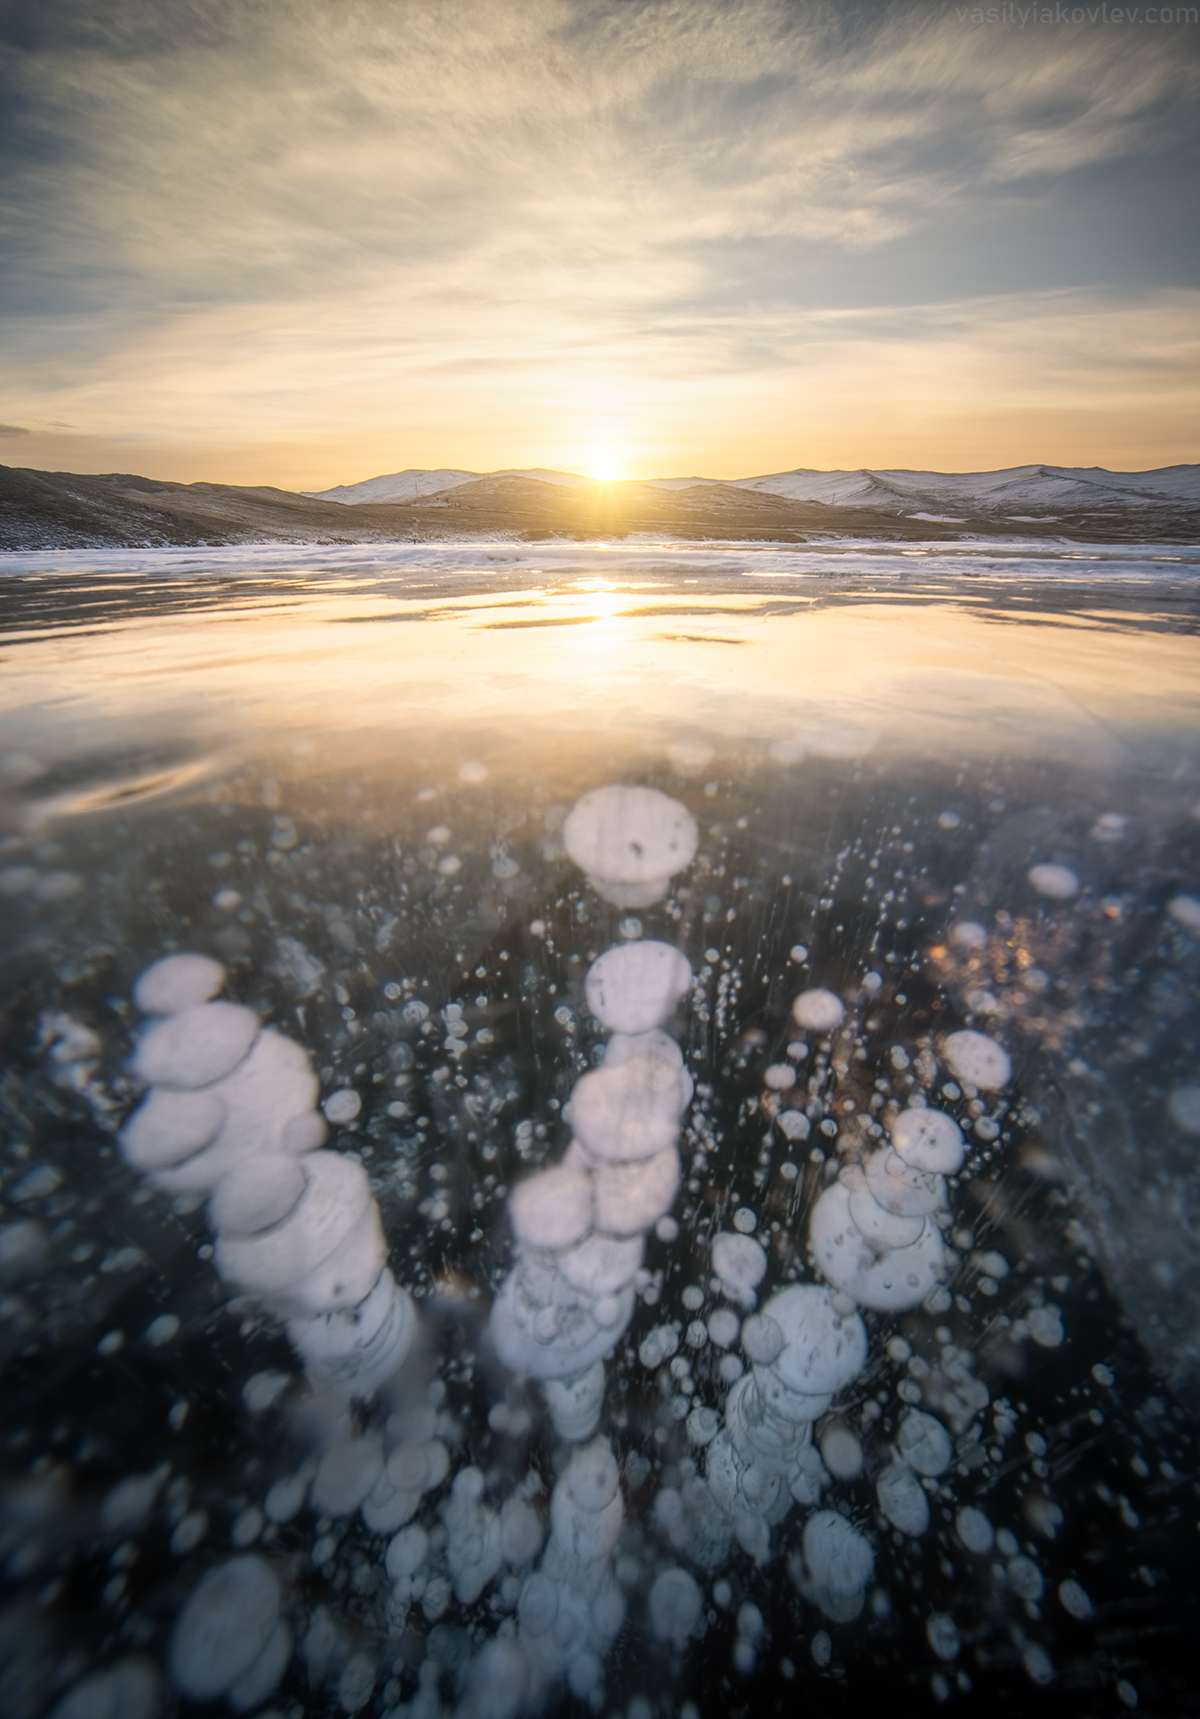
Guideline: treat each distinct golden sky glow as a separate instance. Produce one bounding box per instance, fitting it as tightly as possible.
[2,1,1198,487]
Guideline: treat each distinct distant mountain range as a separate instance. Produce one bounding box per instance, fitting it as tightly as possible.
[307,462,1200,516]
[3,461,1198,550]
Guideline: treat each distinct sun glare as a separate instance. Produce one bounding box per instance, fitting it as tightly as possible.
[587,449,623,482]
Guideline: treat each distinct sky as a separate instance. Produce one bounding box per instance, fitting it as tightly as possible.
[1,0,1198,488]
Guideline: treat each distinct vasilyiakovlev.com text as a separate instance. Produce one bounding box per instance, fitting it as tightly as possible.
[957,3,1197,20]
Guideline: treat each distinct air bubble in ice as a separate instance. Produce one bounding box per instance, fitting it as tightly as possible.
[134,953,226,1015]
[168,1555,285,1704]
[585,942,692,1034]
[1028,864,1079,900]
[942,1030,1012,1091]
[563,784,699,907]
[792,989,845,1032]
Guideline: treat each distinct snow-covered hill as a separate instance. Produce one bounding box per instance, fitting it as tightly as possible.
[730,464,1200,510]
[306,466,590,503]
[307,462,1200,511]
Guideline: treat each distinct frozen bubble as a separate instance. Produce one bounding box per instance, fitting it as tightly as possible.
[458,760,489,784]
[312,1433,385,1517]
[145,1313,180,1347]
[1028,863,1079,900]
[764,1285,868,1396]
[231,1505,264,1548]
[500,1496,544,1566]
[545,1361,607,1442]
[1058,1577,1093,1619]
[712,1232,767,1297]
[121,1088,226,1172]
[557,1230,643,1296]
[461,1640,527,1719]
[1028,1304,1065,1348]
[811,1630,832,1667]
[49,1659,159,1719]
[1091,811,1128,841]
[863,1150,944,1218]
[0,1219,46,1280]
[950,921,988,950]
[170,1511,208,1555]
[211,1156,306,1238]
[510,1164,594,1251]
[802,1509,874,1599]
[876,1463,930,1535]
[1022,1644,1054,1686]
[707,1308,740,1349]
[227,1619,292,1712]
[590,1145,680,1235]
[168,1555,282,1702]
[732,1207,757,1234]
[896,1410,953,1476]
[1167,1086,1200,1135]
[655,1215,679,1242]
[687,1405,720,1446]
[564,784,699,907]
[942,1030,1011,1091]
[764,1063,796,1090]
[649,1567,702,1646]
[585,941,691,1034]
[666,739,714,775]
[386,1524,430,1580]
[0,866,38,895]
[810,1181,946,1312]
[567,1056,688,1163]
[845,1170,925,1248]
[336,1651,376,1714]
[216,1150,378,1308]
[566,1439,620,1512]
[322,1088,362,1124]
[741,1312,784,1364]
[101,1468,167,1534]
[777,1109,811,1141]
[1167,893,1200,934]
[243,1370,291,1414]
[134,954,225,1016]
[134,1001,260,1090]
[791,989,844,1032]
[818,1423,863,1481]
[264,1473,309,1524]
[891,1108,964,1175]
[1007,1554,1044,1601]
[639,1324,680,1369]
[926,1614,960,1661]
[956,1506,994,1553]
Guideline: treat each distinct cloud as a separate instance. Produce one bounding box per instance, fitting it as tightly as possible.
[0,0,1196,475]
[0,423,30,435]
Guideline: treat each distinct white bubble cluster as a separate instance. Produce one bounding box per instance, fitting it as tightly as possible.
[123,954,417,1400]
[809,1106,962,1312]
[491,937,692,1439]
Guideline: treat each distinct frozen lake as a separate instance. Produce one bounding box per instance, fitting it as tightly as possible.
[1,539,1199,1719]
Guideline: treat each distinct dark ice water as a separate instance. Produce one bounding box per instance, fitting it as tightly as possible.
[1,540,1199,1719]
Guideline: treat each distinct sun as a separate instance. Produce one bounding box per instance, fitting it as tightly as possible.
[586,449,623,483]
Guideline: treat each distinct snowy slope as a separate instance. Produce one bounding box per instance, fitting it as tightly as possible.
[307,466,590,503]
[729,464,1200,509]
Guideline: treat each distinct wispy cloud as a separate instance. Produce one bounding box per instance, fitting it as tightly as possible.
[1,0,1196,478]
